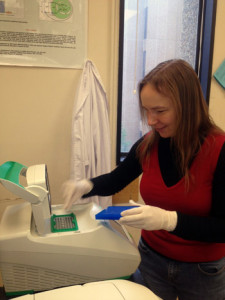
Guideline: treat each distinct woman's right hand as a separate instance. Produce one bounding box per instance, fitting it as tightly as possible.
[62,179,93,210]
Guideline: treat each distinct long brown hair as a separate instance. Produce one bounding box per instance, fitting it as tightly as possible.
[137,59,223,181]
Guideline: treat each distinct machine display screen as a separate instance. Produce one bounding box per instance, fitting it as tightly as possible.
[109,220,135,244]
[45,165,52,214]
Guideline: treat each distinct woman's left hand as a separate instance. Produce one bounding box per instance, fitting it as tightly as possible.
[119,200,177,231]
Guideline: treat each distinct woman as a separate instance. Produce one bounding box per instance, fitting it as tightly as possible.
[63,59,225,300]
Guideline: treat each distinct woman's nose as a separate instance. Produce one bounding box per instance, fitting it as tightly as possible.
[147,112,157,126]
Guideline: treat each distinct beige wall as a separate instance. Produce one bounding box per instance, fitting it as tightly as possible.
[0,0,225,207]
[209,0,225,129]
[0,0,119,204]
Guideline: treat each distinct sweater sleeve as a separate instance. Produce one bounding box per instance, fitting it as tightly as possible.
[172,142,225,242]
[83,137,143,197]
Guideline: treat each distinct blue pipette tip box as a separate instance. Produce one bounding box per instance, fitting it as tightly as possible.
[95,206,138,220]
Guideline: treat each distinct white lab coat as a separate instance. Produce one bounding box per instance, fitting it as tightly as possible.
[71,60,112,208]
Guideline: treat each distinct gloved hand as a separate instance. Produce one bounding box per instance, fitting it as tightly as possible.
[119,200,177,231]
[62,179,93,210]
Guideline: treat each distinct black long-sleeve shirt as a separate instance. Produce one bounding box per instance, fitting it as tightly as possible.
[85,137,225,243]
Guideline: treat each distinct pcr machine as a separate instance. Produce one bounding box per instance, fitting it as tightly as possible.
[0,161,141,297]
[15,280,162,300]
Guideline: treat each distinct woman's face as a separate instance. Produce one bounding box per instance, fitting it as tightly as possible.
[141,84,177,138]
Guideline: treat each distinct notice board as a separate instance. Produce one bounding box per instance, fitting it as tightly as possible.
[0,0,87,68]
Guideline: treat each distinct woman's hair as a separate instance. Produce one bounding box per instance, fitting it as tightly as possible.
[137,59,223,181]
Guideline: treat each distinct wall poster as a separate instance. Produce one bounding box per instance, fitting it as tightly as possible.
[0,0,87,68]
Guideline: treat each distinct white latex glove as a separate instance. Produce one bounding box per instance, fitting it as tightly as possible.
[62,179,93,210]
[119,200,177,231]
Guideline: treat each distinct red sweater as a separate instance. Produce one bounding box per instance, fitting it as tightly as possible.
[141,134,225,262]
